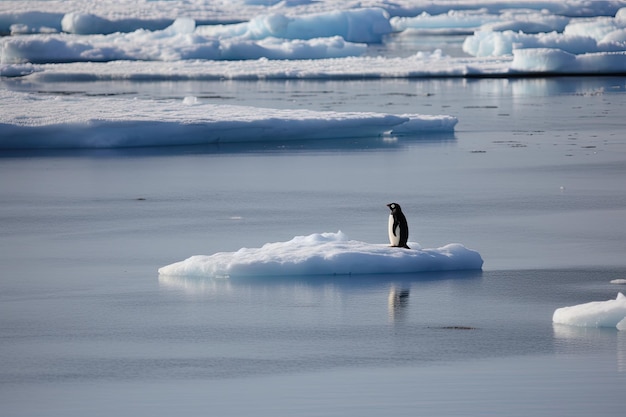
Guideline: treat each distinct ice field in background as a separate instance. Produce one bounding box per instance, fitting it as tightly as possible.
[2,0,625,74]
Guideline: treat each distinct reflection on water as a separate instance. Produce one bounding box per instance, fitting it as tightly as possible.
[617,331,626,372]
[159,274,234,296]
[553,323,626,372]
[158,270,483,296]
[388,285,410,324]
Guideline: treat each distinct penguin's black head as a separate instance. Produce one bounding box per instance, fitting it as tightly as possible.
[387,203,401,213]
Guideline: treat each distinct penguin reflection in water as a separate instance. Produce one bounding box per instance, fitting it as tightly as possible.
[387,203,410,249]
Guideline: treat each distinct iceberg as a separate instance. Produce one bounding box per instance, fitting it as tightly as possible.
[157,231,484,278]
[552,293,626,331]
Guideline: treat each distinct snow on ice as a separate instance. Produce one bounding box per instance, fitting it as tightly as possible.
[553,293,626,331]
[157,231,484,278]
[0,89,457,149]
[196,8,392,43]
[1,1,625,75]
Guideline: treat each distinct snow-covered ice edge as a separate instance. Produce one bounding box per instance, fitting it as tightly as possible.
[0,89,457,149]
[157,231,484,278]
[553,293,626,331]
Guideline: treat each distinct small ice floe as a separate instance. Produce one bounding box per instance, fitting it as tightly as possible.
[182,96,201,106]
[552,293,626,331]
[157,231,483,278]
[610,279,626,285]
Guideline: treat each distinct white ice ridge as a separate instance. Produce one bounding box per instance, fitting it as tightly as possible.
[552,293,626,331]
[157,231,484,278]
[4,49,626,80]
[0,54,512,80]
[0,18,370,63]
[0,90,457,149]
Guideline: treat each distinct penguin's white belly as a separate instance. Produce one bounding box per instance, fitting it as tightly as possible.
[388,214,400,246]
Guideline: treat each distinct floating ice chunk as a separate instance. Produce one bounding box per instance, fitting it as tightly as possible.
[511,48,576,72]
[563,16,624,42]
[600,27,626,50]
[391,9,569,35]
[611,279,626,284]
[221,36,367,60]
[391,10,499,34]
[552,292,626,330]
[480,12,570,34]
[511,48,626,74]
[182,96,201,106]
[463,30,601,57]
[464,8,626,58]
[197,8,392,43]
[158,231,484,278]
[62,12,112,35]
[0,18,367,64]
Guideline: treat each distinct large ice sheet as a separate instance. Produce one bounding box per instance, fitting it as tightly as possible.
[0,18,368,63]
[1,1,623,35]
[553,293,626,331]
[2,2,626,76]
[1,53,511,80]
[0,89,457,149]
[157,231,484,278]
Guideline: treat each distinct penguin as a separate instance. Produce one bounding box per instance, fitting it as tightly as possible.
[387,203,410,249]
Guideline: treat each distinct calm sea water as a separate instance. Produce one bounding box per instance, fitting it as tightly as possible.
[1,75,626,415]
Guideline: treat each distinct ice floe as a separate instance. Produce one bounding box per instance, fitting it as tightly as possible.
[1,1,623,36]
[196,8,392,43]
[463,8,626,57]
[0,89,457,149]
[0,18,369,63]
[157,231,484,278]
[552,293,626,331]
[0,54,512,80]
[1,1,625,75]
[391,9,570,35]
